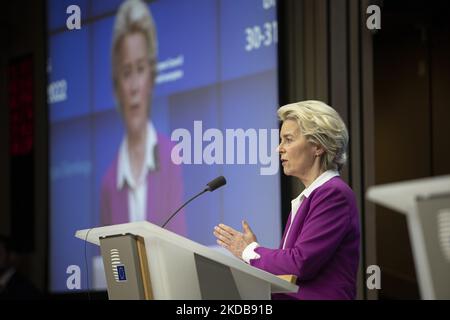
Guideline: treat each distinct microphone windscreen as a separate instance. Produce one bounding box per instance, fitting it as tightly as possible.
[206,176,227,192]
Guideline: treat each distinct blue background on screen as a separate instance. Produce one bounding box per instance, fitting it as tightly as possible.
[220,0,277,81]
[49,27,90,122]
[48,0,89,31]
[48,0,280,292]
[50,117,93,292]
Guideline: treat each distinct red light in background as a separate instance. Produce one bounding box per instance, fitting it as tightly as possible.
[8,56,34,156]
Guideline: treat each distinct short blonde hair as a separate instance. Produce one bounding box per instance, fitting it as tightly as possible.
[277,100,349,172]
[111,0,158,90]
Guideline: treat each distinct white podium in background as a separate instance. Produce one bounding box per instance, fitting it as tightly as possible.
[367,175,450,299]
[76,221,298,300]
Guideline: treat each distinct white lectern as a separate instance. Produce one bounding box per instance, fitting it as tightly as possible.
[75,221,298,300]
[366,175,450,299]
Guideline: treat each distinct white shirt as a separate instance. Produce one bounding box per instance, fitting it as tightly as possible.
[117,122,158,222]
[242,170,340,263]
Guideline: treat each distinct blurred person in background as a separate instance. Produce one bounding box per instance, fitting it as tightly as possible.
[0,235,41,299]
[101,0,186,234]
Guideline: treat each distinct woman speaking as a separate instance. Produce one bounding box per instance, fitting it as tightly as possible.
[214,100,360,300]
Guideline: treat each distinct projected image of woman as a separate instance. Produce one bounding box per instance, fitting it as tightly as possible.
[101,0,186,234]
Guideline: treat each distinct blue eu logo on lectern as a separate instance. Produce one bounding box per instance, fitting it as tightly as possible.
[116,265,127,281]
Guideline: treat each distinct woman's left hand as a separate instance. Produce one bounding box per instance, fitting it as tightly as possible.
[213,221,257,260]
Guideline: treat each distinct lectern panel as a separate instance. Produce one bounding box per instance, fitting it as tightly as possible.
[100,234,147,300]
[416,195,450,299]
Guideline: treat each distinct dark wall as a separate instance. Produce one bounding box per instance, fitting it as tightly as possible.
[373,0,450,299]
[0,0,48,291]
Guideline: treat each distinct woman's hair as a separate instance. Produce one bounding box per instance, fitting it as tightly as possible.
[111,0,158,91]
[277,100,349,172]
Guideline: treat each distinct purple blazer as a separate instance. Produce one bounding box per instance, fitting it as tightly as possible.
[250,176,360,300]
[100,133,186,235]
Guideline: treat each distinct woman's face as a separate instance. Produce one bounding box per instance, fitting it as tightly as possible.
[278,119,318,180]
[116,32,153,137]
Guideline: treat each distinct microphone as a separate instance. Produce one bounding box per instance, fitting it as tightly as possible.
[205,175,226,192]
[161,176,227,228]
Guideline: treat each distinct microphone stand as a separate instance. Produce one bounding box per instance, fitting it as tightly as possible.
[161,188,208,228]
